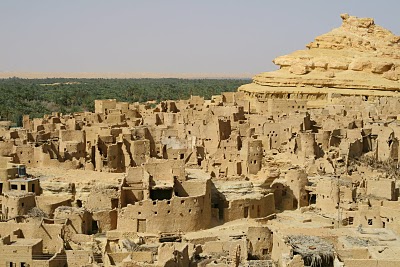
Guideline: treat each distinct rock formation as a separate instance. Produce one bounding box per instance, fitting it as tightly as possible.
[3,13,400,267]
[240,14,400,100]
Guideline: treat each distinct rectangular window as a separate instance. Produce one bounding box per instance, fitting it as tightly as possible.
[11,184,17,190]
[368,219,373,225]
[348,217,354,225]
[21,184,26,191]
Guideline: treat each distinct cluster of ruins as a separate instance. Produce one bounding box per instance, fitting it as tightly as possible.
[1,14,400,267]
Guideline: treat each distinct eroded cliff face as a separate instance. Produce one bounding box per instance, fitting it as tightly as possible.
[243,14,400,95]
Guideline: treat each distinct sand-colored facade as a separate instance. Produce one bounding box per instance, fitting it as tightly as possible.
[1,14,400,267]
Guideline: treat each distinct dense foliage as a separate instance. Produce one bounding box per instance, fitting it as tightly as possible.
[0,78,250,126]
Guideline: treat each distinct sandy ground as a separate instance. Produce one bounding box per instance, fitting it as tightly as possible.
[184,218,262,241]
[28,166,124,185]
[0,72,252,79]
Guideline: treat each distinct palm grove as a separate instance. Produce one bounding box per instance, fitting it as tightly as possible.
[0,78,250,126]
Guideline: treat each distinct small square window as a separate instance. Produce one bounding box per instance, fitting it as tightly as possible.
[21,184,26,191]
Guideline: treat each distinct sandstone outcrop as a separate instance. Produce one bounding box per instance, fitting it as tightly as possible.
[3,13,400,267]
[240,14,400,98]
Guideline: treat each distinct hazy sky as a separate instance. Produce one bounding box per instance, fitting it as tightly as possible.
[0,1,399,76]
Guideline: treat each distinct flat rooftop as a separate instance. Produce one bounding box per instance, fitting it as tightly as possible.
[9,238,42,247]
[10,177,39,182]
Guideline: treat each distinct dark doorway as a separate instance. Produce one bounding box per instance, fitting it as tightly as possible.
[293,199,298,209]
[309,194,316,205]
[91,146,96,169]
[244,207,249,218]
[18,166,26,177]
[213,203,224,220]
[111,198,118,209]
[92,220,99,234]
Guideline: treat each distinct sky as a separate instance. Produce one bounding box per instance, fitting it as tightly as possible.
[0,1,399,76]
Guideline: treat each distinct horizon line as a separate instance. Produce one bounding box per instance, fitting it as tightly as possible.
[0,72,254,79]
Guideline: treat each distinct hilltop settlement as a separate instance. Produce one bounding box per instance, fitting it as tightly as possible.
[1,14,400,267]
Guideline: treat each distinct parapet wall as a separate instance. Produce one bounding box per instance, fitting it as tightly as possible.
[117,180,211,233]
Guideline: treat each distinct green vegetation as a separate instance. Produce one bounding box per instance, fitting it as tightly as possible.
[0,78,250,126]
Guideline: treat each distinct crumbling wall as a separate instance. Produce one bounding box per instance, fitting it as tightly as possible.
[117,180,211,233]
[223,193,275,222]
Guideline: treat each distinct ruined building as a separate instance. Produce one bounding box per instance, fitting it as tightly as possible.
[0,14,400,267]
